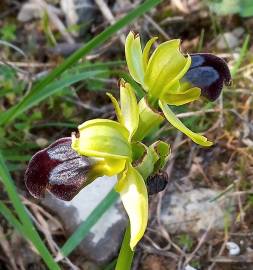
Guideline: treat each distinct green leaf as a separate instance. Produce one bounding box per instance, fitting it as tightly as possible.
[240,0,253,17]
[208,0,253,17]
[208,0,240,15]
[0,69,106,125]
[0,0,162,126]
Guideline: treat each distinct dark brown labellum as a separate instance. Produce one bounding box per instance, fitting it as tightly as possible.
[147,171,168,195]
[25,137,91,201]
[183,53,232,101]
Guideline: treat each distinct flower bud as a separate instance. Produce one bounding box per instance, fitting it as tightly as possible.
[147,170,168,195]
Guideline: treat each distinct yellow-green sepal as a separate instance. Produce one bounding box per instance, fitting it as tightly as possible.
[159,100,213,147]
[115,162,148,250]
[72,119,132,159]
[106,92,123,123]
[133,97,164,141]
[120,80,139,140]
[125,31,144,85]
[161,87,201,106]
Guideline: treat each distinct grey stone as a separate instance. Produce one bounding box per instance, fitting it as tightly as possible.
[42,176,127,266]
[61,0,97,35]
[18,0,61,22]
[233,27,245,38]
[161,188,235,234]
[216,28,244,50]
[217,32,240,50]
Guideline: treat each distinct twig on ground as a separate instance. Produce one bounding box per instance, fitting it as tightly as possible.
[0,226,18,270]
[94,0,125,44]
[183,218,214,267]
[144,14,170,40]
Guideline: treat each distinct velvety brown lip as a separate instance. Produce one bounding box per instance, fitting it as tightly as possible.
[183,53,232,101]
[25,137,91,201]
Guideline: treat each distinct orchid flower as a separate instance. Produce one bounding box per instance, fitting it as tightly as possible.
[25,80,170,250]
[71,80,170,249]
[125,31,231,146]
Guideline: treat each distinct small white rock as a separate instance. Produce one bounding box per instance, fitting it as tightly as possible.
[217,32,240,50]
[226,241,240,256]
[42,176,127,266]
[60,0,78,27]
[185,265,197,270]
[36,138,48,147]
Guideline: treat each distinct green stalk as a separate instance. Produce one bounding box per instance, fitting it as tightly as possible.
[115,224,134,270]
[0,0,161,126]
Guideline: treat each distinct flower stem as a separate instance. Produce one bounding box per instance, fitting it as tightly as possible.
[115,223,134,270]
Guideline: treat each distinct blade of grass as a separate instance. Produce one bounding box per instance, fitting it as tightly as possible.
[103,259,117,270]
[72,60,125,72]
[60,188,119,257]
[0,0,161,126]
[0,69,106,123]
[0,201,24,234]
[112,71,145,99]
[0,152,61,270]
[32,122,77,129]
[209,182,236,202]
[231,34,250,78]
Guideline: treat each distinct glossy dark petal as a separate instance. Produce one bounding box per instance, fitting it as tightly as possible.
[147,171,168,195]
[183,53,232,101]
[25,137,91,201]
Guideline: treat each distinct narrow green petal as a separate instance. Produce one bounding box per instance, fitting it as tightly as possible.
[142,37,158,72]
[106,92,123,123]
[159,100,213,147]
[115,163,148,250]
[133,97,164,141]
[162,87,201,106]
[125,31,144,84]
[72,119,132,159]
[120,80,139,139]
